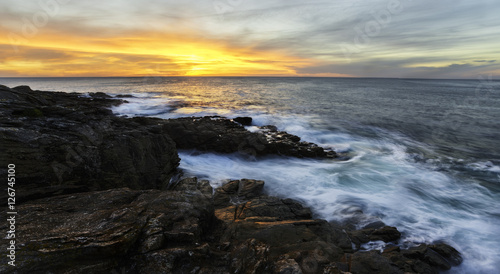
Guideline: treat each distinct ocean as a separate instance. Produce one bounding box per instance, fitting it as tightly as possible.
[2,77,499,273]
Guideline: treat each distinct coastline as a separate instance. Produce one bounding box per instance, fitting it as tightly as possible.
[0,84,463,273]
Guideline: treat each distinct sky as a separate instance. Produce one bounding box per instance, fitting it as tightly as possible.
[0,0,499,78]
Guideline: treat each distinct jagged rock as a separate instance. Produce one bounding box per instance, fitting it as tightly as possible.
[161,116,336,158]
[275,259,303,274]
[350,251,404,274]
[0,85,463,273]
[0,85,179,204]
[428,243,463,266]
[231,239,271,273]
[233,116,253,126]
[0,178,213,273]
[214,180,351,273]
[348,226,401,247]
[213,179,265,207]
[400,243,463,272]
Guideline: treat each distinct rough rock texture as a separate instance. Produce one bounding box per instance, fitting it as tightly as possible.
[0,85,179,203]
[0,178,214,273]
[233,116,253,126]
[160,116,337,158]
[0,85,462,273]
[0,177,463,274]
[212,180,462,274]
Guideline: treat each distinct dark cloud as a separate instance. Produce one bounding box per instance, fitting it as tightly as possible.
[296,61,499,79]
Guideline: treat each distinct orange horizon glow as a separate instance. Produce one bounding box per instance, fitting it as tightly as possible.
[0,28,351,78]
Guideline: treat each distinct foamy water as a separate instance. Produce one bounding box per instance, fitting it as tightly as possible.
[176,115,499,274]
[112,93,500,273]
[1,77,499,273]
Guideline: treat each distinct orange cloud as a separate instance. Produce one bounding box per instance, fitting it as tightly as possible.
[0,27,317,77]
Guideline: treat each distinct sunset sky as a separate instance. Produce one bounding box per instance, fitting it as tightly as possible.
[1,0,499,78]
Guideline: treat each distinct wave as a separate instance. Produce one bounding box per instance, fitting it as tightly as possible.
[176,118,500,274]
[108,88,500,273]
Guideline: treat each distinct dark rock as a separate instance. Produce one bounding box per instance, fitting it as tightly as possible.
[275,259,303,274]
[429,243,463,266]
[115,94,136,98]
[214,180,351,273]
[0,85,179,204]
[0,179,213,273]
[348,226,401,247]
[12,85,34,93]
[350,251,404,274]
[0,85,463,273]
[401,243,463,272]
[213,179,265,207]
[233,116,253,126]
[230,239,271,273]
[262,125,278,132]
[161,116,336,159]
[89,92,112,98]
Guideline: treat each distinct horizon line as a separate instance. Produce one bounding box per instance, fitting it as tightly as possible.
[0,75,495,81]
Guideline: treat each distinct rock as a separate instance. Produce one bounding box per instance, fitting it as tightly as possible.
[233,116,253,126]
[89,92,112,98]
[0,85,180,204]
[213,179,265,207]
[401,243,463,272]
[0,85,463,273]
[348,226,401,247]
[214,180,350,273]
[231,239,271,273]
[428,243,463,266]
[275,259,303,274]
[0,177,214,273]
[350,251,404,274]
[161,116,336,159]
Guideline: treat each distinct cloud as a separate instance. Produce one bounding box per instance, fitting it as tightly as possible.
[296,61,500,79]
[0,0,499,78]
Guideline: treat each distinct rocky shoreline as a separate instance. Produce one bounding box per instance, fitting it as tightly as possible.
[0,85,462,273]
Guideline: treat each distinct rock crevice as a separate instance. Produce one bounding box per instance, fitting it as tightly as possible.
[0,85,462,273]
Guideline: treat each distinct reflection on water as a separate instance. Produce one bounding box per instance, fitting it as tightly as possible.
[1,76,499,273]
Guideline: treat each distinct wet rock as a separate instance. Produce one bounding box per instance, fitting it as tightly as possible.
[233,116,253,126]
[428,243,463,266]
[161,116,336,158]
[348,226,401,247]
[0,85,179,204]
[213,179,265,207]
[350,250,404,274]
[401,243,463,272]
[214,180,350,273]
[0,177,214,273]
[0,85,463,273]
[275,259,303,274]
[89,92,112,98]
[231,239,271,273]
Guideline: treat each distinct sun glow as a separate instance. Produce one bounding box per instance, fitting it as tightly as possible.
[0,28,313,77]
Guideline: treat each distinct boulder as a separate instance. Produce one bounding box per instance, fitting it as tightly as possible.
[0,85,180,204]
[233,116,253,126]
[0,178,214,273]
[213,179,265,207]
[348,226,401,248]
[0,85,463,273]
[161,116,336,159]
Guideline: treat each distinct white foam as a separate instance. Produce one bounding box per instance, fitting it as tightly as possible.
[112,96,173,117]
[467,161,500,173]
[113,93,500,273]
[178,127,500,273]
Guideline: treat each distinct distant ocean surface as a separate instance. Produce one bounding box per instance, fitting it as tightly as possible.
[2,77,500,273]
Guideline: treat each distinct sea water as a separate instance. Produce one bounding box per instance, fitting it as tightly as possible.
[1,77,499,273]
